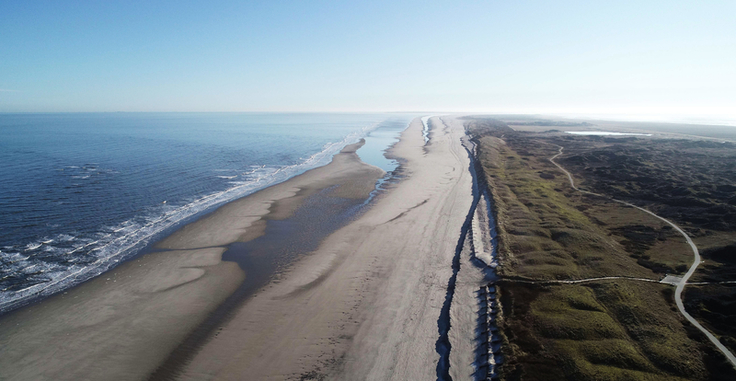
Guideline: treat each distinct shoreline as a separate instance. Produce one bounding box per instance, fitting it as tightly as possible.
[0,139,387,381]
[0,115,389,316]
[0,115,478,380]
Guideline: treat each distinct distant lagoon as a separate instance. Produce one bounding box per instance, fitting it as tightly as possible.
[565,131,652,136]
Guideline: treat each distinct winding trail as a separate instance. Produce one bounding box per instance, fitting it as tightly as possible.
[550,146,736,369]
[501,276,659,285]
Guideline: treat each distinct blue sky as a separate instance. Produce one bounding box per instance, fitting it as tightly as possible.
[1,0,735,118]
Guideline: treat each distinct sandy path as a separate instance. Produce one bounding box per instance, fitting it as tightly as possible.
[550,146,736,369]
[177,116,475,380]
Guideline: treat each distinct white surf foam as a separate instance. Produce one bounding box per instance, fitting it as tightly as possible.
[421,115,434,144]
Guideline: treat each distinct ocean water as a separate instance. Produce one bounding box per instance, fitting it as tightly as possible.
[0,112,413,313]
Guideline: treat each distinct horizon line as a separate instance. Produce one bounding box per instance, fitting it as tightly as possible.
[2,110,736,127]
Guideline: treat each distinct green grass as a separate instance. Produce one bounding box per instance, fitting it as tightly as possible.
[501,282,709,380]
[475,134,652,280]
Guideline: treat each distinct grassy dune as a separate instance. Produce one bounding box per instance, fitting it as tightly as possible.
[467,119,736,380]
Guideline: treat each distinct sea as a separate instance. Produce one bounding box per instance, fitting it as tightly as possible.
[0,112,415,314]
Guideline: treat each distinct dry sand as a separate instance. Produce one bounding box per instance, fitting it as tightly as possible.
[176,116,477,380]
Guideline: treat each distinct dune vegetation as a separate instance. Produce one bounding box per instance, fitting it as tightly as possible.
[466,118,736,380]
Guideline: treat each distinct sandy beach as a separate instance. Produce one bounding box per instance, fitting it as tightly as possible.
[0,116,480,380]
[0,139,383,380]
[174,116,478,380]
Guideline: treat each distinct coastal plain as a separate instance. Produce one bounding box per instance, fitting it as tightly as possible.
[2,114,735,381]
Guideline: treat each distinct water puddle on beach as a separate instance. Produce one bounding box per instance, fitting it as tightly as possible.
[355,119,409,202]
[356,121,405,173]
[223,188,361,282]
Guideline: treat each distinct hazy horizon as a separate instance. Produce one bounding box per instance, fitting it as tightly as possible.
[2,111,735,128]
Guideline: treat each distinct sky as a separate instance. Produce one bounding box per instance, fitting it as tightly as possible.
[1,0,735,119]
